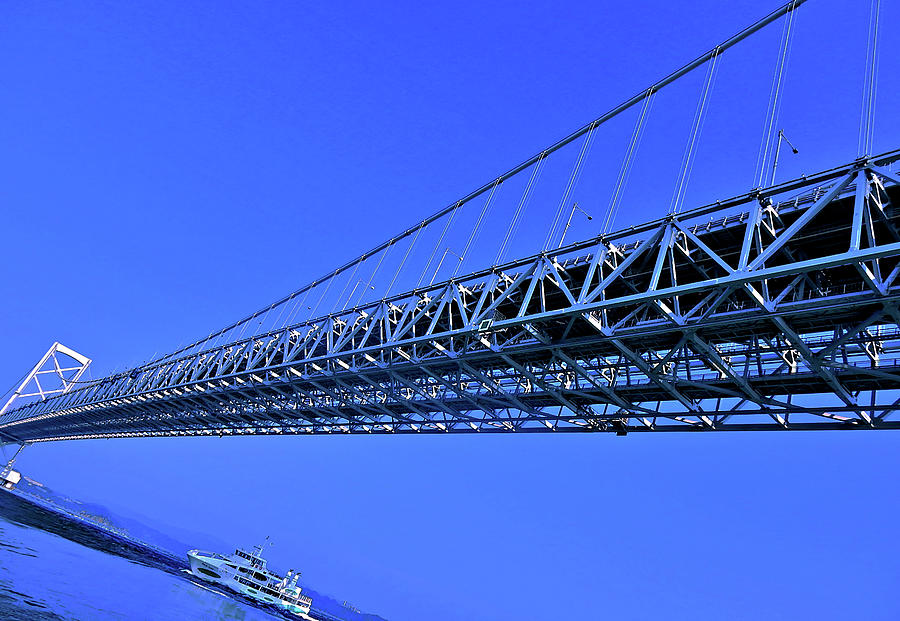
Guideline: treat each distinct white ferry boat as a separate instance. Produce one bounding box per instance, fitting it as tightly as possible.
[188,540,314,618]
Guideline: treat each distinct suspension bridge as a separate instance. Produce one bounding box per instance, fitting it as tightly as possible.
[2,0,897,447]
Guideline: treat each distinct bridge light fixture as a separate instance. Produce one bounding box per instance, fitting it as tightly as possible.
[559,202,594,248]
[770,129,800,185]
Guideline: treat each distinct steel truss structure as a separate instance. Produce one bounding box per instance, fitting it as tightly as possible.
[3,152,900,442]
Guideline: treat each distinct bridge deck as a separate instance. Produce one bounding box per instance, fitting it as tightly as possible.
[3,155,900,441]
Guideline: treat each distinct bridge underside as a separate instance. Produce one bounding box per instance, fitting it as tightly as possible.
[4,154,900,441]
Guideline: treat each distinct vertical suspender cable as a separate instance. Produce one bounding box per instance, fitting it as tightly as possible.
[859,0,881,157]
[755,0,798,188]
[496,155,546,264]
[307,275,336,320]
[670,52,720,215]
[354,243,393,309]
[384,223,426,297]
[602,91,655,234]
[415,202,463,289]
[543,127,597,250]
[283,285,316,329]
[270,297,293,332]
[452,180,503,278]
[330,260,363,314]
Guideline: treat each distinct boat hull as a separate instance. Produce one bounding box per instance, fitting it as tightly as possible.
[187,550,314,619]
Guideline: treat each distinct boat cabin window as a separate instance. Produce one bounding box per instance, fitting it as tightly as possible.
[196,567,222,579]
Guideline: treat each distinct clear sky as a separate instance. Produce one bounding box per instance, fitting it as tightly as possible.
[2,1,899,620]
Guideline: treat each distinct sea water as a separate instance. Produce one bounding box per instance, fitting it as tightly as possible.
[0,495,281,621]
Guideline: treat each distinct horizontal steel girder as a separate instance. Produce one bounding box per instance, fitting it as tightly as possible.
[5,153,900,441]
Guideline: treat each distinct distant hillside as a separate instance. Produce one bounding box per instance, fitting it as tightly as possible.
[15,475,223,555]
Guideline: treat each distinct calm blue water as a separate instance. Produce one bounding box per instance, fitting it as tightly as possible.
[0,493,282,620]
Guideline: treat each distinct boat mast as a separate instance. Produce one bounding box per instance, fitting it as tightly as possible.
[253,535,271,558]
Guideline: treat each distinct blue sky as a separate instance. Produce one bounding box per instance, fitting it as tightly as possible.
[2,1,899,619]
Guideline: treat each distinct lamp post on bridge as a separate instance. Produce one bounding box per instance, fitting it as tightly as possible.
[558,202,593,249]
[770,128,799,186]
